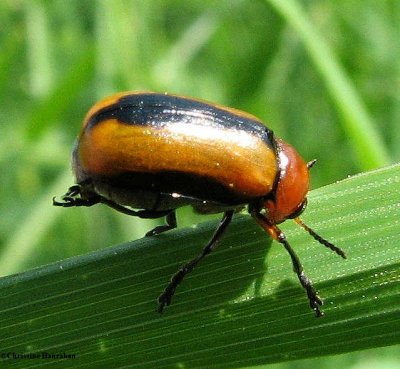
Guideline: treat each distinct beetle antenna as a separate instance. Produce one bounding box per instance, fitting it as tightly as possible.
[295,217,346,259]
[307,159,317,169]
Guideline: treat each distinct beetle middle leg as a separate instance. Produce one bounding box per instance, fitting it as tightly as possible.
[105,204,177,237]
[144,211,177,237]
[158,210,234,313]
[251,211,324,317]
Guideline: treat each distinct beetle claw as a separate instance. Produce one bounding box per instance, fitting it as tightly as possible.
[52,195,75,207]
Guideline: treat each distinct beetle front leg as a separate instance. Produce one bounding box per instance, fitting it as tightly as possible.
[251,211,324,317]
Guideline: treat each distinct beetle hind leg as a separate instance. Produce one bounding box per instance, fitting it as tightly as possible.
[158,210,234,313]
[53,184,102,207]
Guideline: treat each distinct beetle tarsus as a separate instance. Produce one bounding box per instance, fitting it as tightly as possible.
[157,275,181,313]
[146,211,177,237]
[157,293,169,313]
[53,185,101,207]
[299,270,324,317]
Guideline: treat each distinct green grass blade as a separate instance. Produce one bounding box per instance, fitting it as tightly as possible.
[0,164,399,368]
[266,0,391,169]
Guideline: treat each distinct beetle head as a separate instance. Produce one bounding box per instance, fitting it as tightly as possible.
[264,138,310,224]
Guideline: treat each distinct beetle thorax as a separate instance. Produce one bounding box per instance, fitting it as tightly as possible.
[264,139,310,224]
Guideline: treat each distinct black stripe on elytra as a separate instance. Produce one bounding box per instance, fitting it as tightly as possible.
[98,170,265,206]
[86,93,275,149]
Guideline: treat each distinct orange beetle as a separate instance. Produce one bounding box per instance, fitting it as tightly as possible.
[54,92,345,316]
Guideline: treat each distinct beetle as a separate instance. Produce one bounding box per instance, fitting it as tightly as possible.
[53,91,346,317]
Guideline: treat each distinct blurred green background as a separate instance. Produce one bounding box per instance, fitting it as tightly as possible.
[0,0,398,368]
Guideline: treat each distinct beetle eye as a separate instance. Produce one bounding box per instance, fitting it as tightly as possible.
[288,198,308,219]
